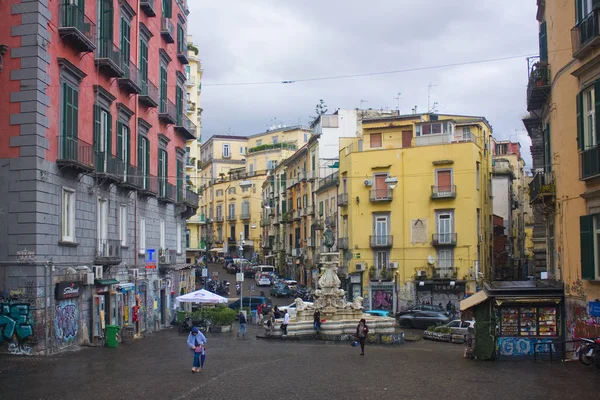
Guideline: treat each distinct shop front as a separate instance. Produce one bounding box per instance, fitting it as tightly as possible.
[415,280,466,311]
[369,282,395,314]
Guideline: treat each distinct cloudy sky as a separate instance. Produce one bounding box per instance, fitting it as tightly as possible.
[187,0,538,168]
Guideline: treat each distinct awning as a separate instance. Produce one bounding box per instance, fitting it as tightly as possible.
[460,290,488,311]
[95,279,119,286]
[209,247,225,253]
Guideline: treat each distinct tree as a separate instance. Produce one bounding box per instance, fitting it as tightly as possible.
[309,99,328,126]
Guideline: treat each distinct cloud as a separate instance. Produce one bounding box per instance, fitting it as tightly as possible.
[188,0,538,168]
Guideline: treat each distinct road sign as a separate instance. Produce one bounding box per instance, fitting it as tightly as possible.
[202,268,208,277]
[236,272,244,282]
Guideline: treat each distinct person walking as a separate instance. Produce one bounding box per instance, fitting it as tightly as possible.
[257,303,265,326]
[274,306,281,319]
[355,318,369,356]
[268,309,276,335]
[282,309,290,337]
[238,311,247,338]
[187,327,207,373]
[446,300,452,315]
[313,309,321,333]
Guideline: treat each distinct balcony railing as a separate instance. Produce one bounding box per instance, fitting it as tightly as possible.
[337,193,348,206]
[95,239,122,265]
[370,188,393,202]
[247,142,297,154]
[529,171,555,203]
[175,113,197,140]
[526,62,550,112]
[186,76,196,87]
[432,267,458,280]
[119,164,142,190]
[431,185,457,199]
[177,38,189,64]
[158,180,175,202]
[369,235,393,248]
[140,0,157,17]
[160,17,175,43]
[58,4,96,53]
[581,146,600,180]
[184,190,199,208]
[227,214,237,221]
[572,8,600,59]
[96,152,125,181]
[158,249,177,266]
[95,39,124,78]
[241,212,251,220]
[338,237,349,249]
[159,98,178,124]
[432,233,457,246]
[118,61,142,94]
[216,215,224,222]
[139,79,159,107]
[56,136,95,172]
[139,173,158,196]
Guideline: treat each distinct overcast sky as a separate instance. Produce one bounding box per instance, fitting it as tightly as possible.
[187,0,538,169]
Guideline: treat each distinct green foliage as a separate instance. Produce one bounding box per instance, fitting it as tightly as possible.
[187,44,199,55]
[188,305,236,327]
[247,142,297,154]
[434,326,451,334]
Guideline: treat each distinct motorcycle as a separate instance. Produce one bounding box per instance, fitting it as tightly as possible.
[577,337,600,367]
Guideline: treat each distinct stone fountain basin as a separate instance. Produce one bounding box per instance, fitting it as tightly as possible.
[268,315,396,337]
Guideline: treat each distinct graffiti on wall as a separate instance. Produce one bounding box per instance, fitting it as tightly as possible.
[417,290,461,310]
[371,289,393,311]
[0,300,34,355]
[567,301,600,340]
[54,300,79,346]
[497,337,555,356]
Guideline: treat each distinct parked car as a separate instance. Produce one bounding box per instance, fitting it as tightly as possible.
[278,301,314,318]
[395,304,445,318]
[270,284,292,298]
[364,310,392,318]
[228,296,272,315]
[441,320,475,338]
[283,279,298,290]
[256,274,272,287]
[397,311,449,329]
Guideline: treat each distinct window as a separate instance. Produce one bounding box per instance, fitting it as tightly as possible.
[159,64,167,112]
[242,201,250,216]
[216,205,222,218]
[370,133,382,148]
[160,220,166,249]
[437,249,453,271]
[544,124,552,172]
[186,229,191,248]
[138,135,150,187]
[119,205,127,246]
[539,21,548,62]
[139,217,146,254]
[97,198,108,251]
[477,209,481,236]
[176,84,183,124]
[374,216,389,246]
[256,139,262,146]
[162,0,172,18]
[319,201,324,216]
[94,105,111,173]
[272,136,278,144]
[120,15,131,66]
[216,189,223,197]
[267,160,278,170]
[436,212,453,243]
[584,86,595,150]
[240,146,244,154]
[230,225,236,239]
[416,121,454,136]
[304,133,308,142]
[580,214,600,280]
[223,144,230,158]
[139,37,148,85]
[97,0,114,44]
[158,149,168,196]
[244,224,250,239]
[116,122,130,166]
[498,306,558,337]
[228,187,236,195]
[176,222,182,254]
[61,188,76,242]
[476,162,480,190]
[436,170,452,193]
[177,23,185,54]
[576,0,593,23]
[60,82,79,159]
[228,203,235,218]
[375,251,388,269]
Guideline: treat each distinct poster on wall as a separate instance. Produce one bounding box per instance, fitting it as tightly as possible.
[371,287,393,311]
[55,282,81,300]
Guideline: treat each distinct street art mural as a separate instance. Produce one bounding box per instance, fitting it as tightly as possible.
[371,289,393,311]
[54,300,79,346]
[497,337,555,356]
[0,300,34,355]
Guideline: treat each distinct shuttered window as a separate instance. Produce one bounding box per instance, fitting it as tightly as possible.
[162,0,172,18]
[539,21,548,62]
[580,215,596,280]
[139,38,148,83]
[116,122,130,165]
[437,170,452,191]
[160,65,167,112]
[60,82,79,159]
[370,133,382,148]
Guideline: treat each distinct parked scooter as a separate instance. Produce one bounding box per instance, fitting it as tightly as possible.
[577,337,600,367]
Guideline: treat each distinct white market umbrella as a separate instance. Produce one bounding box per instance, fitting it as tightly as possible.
[176,289,228,304]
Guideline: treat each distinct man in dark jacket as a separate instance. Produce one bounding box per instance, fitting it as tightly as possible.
[238,311,247,338]
[313,309,321,333]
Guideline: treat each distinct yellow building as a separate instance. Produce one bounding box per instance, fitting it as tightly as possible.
[526,0,600,337]
[339,113,494,312]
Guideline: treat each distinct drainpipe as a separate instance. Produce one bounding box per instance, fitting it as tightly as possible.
[44,261,51,355]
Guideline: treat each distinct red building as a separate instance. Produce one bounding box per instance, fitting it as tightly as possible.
[0,0,198,355]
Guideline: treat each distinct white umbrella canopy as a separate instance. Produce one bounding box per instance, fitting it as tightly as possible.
[176,289,228,304]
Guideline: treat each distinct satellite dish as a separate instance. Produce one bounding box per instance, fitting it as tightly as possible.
[427,255,435,265]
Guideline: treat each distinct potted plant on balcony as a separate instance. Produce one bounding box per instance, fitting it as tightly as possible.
[368,266,375,280]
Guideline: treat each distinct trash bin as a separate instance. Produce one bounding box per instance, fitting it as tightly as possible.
[106,325,120,348]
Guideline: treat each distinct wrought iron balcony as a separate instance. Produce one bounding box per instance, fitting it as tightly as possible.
[140,0,156,17]
[95,39,124,78]
[369,235,393,248]
[529,171,555,203]
[58,4,96,53]
[96,152,124,182]
[432,233,457,247]
[184,190,199,208]
[337,193,348,206]
[139,79,159,107]
[432,267,458,280]
[160,17,175,43]
[431,185,457,199]
[56,136,95,172]
[119,164,142,190]
[139,173,158,196]
[526,62,550,111]
[159,98,178,124]
[216,215,224,222]
[177,38,189,64]
[227,214,237,221]
[581,146,600,180]
[118,61,142,94]
[241,212,251,220]
[175,113,197,140]
[95,239,122,265]
[572,8,600,59]
[370,188,393,202]
[158,180,176,203]
[338,237,349,249]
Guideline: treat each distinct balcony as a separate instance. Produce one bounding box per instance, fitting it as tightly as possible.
[260,218,270,227]
[160,17,175,43]
[581,146,600,180]
[262,240,271,249]
[175,114,197,140]
[247,142,297,154]
[227,214,237,222]
[96,152,124,182]
[432,233,457,247]
[139,79,159,107]
[306,205,315,215]
[184,190,199,209]
[177,39,189,64]
[158,249,177,266]
[431,185,457,200]
[298,171,307,182]
[338,237,349,250]
[370,188,393,202]
[58,4,96,53]
[186,76,196,87]
[241,212,251,221]
[526,62,550,111]
[300,208,307,217]
[140,0,156,17]
[139,173,158,196]
[95,39,124,78]
[159,99,178,125]
[369,235,393,248]
[119,164,142,190]
[216,215,224,223]
[306,237,315,247]
[530,171,555,203]
[337,193,348,206]
[56,136,95,172]
[95,239,122,265]
[432,267,458,280]
[572,8,600,59]
[158,180,176,203]
[118,61,142,94]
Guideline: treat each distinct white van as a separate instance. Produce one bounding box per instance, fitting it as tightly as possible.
[254,265,275,274]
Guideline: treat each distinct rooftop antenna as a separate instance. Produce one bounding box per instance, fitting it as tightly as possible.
[360,99,368,109]
[394,92,401,113]
[431,102,439,113]
[427,82,437,113]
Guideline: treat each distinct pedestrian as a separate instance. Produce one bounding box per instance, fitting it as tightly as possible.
[313,309,321,333]
[238,311,247,338]
[274,305,281,319]
[446,301,452,315]
[355,318,369,356]
[438,303,443,310]
[257,303,264,326]
[187,326,207,373]
[282,309,290,337]
[268,309,275,334]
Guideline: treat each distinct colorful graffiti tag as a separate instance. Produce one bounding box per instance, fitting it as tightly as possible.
[497,337,555,356]
[0,300,34,355]
[54,300,79,346]
[371,289,393,311]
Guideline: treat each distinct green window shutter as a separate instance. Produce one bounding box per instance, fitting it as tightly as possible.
[539,21,548,62]
[145,138,150,179]
[106,111,112,156]
[319,201,323,216]
[177,24,182,52]
[576,0,583,23]
[137,133,143,170]
[544,124,552,172]
[158,149,164,194]
[101,0,114,41]
[580,215,596,280]
[577,91,584,151]
[176,85,183,124]
[121,17,131,66]
[116,121,123,160]
[93,104,101,152]
[61,83,68,139]
[595,81,600,145]
[160,66,167,110]
[282,201,287,214]
[162,0,171,18]
[125,126,130,165]
[139,39,148,82]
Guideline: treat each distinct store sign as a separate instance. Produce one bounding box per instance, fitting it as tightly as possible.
[350,275,361,284]
[55,281,81,300]
[589,301,600,317]
[146,248,157,269]
[118,283,135,292]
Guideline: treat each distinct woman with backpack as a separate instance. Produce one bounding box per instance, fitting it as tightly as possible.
[355,319,369,356]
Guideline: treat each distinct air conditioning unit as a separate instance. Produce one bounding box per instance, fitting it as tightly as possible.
[129,268,139,279]
[389,262,399,269]
[355,263,366,272]
[153,280,160,290]
[417,270,427,277]
[93,265,103,280]
[364,179,373,187]
[83,272,95,285]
